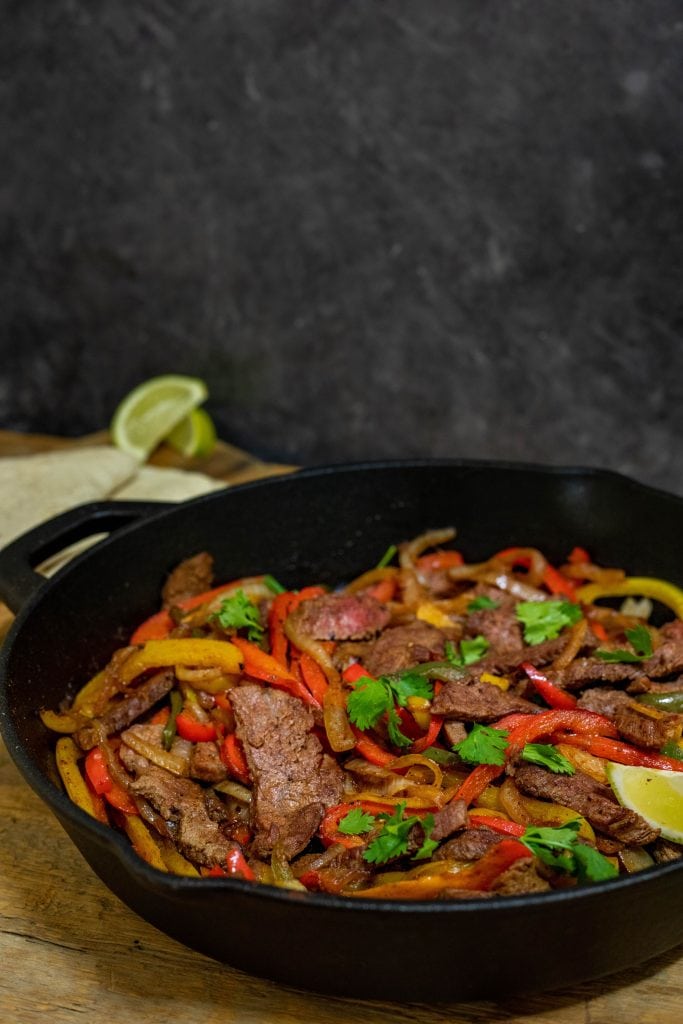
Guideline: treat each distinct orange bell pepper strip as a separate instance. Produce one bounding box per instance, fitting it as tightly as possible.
[367,578,397,603]
[520,662,578,710]
[350,725,397,767]
[229,636,320,707]
[268,592,294,667]
[298,652,329,704]
[355,839,532,899]
[220,733,251,785]
[556,733,683,772]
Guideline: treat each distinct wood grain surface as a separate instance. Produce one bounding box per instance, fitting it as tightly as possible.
[0,432,680,1023]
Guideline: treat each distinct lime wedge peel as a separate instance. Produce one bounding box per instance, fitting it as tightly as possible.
[606,763,683,844]
[110,375,208,462]
[166,408,217,459]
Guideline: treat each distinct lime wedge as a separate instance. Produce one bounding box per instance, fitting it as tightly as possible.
[606,763,683,843]
[166,408,217,459]
[110,375,208,461]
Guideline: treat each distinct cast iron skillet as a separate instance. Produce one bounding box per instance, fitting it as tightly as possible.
[0,461,682,1000]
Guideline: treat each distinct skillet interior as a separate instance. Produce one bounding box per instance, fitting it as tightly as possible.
[0,460,682,999]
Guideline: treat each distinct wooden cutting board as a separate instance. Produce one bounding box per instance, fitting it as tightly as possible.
[0,431,680,1023]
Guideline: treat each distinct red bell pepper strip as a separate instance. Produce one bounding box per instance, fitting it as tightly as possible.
[343,662,370,684]
[492,711,538,732]
[175,711,217,743]
[568,546,591,565]
[220,733,251,785]
[130,580,261,643]
[493,548,576,598]
[84,747,138,815]
[556,733,683,772]
[520,662,578,710]
[416,550,465,571]
[541,563,577,599]
[319,803,370,849]
[589,621,609,642]
[298,652,329,704]
[268,591,294,667]
[453,763,505,806]
[505,708,618,755]
[288,585,327,610]
[469,814,526,837]
[367,578,397,603]
[225,846,256,881]
[411,713,444,753]
[230,636,320,708]
[350,725,397,767]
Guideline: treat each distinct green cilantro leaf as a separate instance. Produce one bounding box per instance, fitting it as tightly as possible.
[572,842,619,882]
[445,635,490,668]
[347,672,434,749]
[363,803,417,864]
[338,807,376,836]
[596,624,654,664]
[346,677,391,731]
[413,813,439,860]
[376,544,398,569]
[521,743,575,775]
[385,703,413,748]
[452,724,509,766]
[263,574,286,594]
[389,672,434,707]
[213,589,264,643]
[467,595,499,613]
[515,600,582,645]
[520,820,617,882]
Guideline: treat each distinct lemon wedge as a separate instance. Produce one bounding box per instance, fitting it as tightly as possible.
[606,763,683,844]
[166,407,217,459]
[110,375,208,461]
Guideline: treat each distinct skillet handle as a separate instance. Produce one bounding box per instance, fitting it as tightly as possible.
[0,501,170,614]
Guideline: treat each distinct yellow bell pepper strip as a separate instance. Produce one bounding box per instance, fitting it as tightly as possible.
[354,838,532,900]
[577,577,683,619]
[39,708,83,734]
[119,638,243,685]
[55,737,106,821]
[120,815,168,872]
[158,842,200,877]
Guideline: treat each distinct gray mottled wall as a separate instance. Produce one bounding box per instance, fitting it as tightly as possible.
[2,1,682,491]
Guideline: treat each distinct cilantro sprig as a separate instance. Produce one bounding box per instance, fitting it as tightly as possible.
[515,600,582,645]
[355,803,437,865]
[520,743,575,775]
[520,820,618,882]
[595,624,653,664]
[338,807,375,836]
[444,635,490,668]
[452,728,574,775]
[212,589,264,643]
[346,671,434,748]
[452,724,509,766]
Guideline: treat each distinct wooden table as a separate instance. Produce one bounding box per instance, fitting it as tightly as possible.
[0,433,681,1023]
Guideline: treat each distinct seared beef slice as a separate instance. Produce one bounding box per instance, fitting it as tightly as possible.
[230,685,344,858]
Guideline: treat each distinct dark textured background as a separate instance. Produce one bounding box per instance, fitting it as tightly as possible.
[2,1,682,490]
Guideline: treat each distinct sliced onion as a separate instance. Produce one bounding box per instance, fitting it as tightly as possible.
[271,841,307,891]
[399,528,457,568]
[619,847,655,873]
[214,779,252,803]
[344,567,400,595]
[551,617,588,672]
[122,730,190,776]
[482,572,548,602]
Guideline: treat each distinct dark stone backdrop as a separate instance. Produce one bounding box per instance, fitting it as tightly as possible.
[2,1,682,491]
